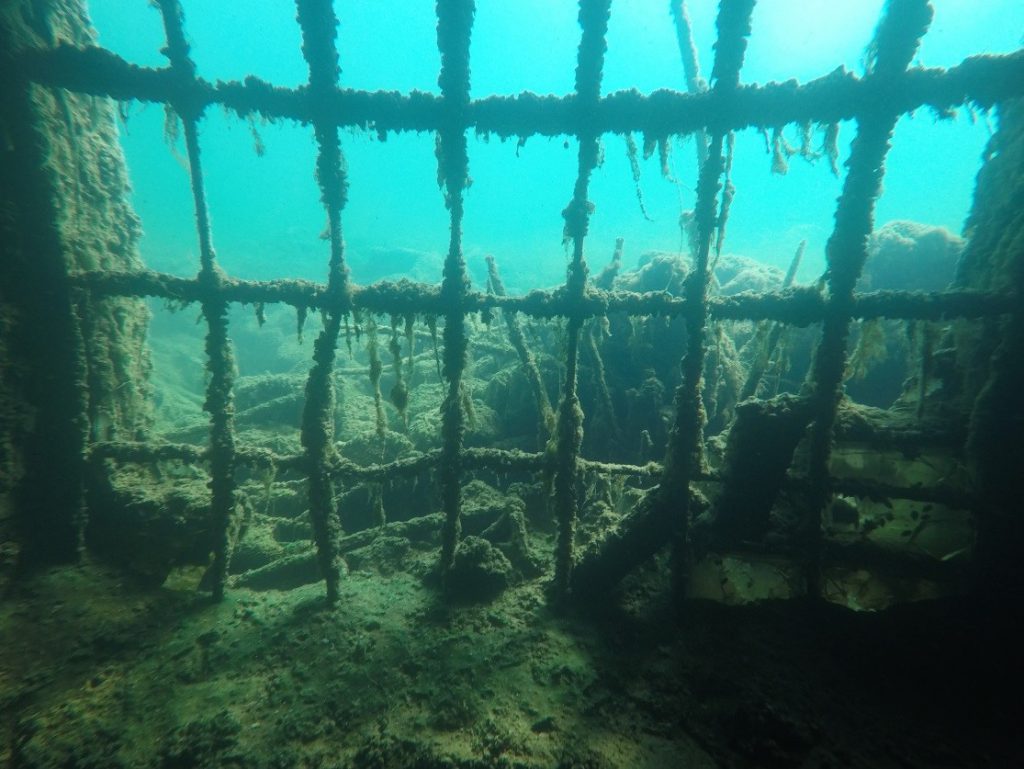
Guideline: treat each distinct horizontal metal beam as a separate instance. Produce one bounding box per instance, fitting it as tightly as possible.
[69,268,1016,323]
[15,43,1024,138]
[88,440,660,481]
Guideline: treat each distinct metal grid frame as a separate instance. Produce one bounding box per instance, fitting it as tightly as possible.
[15,0,1024,603]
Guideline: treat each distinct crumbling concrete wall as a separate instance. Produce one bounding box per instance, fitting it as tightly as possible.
[0,0,152,585]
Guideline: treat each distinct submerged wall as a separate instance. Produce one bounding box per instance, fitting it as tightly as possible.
[956,98,1024,598]
[0,0,151,583]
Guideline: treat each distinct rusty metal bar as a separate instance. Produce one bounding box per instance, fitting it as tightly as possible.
[434,0,476,590]
[154,0,237,601]
[88,440,665,484]
[294,0,354,605]
[69,267,1016,324]
[551,0,613,605]
[18,43,1024,138]
[661,0,755,606]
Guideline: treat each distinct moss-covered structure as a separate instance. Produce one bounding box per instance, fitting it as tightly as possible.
[0,0,1021,606]
[1,0,1024,764]
[1,0,152,584]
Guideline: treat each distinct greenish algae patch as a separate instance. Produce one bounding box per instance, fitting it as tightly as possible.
[1,556,719,769]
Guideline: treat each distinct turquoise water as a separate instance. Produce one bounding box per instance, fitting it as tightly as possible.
[87,0,1023,291]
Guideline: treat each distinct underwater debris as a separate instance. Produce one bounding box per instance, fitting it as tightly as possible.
[594,237,623,290]
[701,394,815,551]
[446,535,513,603]
[912,320,937,419]
[404,313,415,379]
[574,0,759,604]
[584,317,622,446]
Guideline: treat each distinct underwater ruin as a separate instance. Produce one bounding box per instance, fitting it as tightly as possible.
[1,0,1023,767]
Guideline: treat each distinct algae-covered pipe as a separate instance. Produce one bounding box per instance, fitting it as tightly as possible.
[155,0,238,601]
[295,0,354,605]
[551,0,613,605]
[662,0,755,607]
[803,0,934,599]
[568,0,757,606]
[435,0,476,590]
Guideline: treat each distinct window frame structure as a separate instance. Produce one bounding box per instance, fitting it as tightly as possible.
[12,0,1024,604]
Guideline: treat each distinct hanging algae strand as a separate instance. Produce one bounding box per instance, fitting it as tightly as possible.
[486,254,554,440]
[404,314,415,384]
[389,315,409,428]
[366,316,387,438]
[712,131,736,271]
[740,239,805,400]
[426,314,442,381]
[584,240,624,445]
[584,318,621,445]
[624,134,654,221]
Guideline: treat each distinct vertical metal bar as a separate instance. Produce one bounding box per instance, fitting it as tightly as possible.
[803,0,933,598]
[295,0,353,605]
[435,0,476,589]
[662,0,755,606]
[155,0,237,601]
[552,0,613,604]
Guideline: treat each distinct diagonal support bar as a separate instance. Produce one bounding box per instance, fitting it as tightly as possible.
[803,0,934,599]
